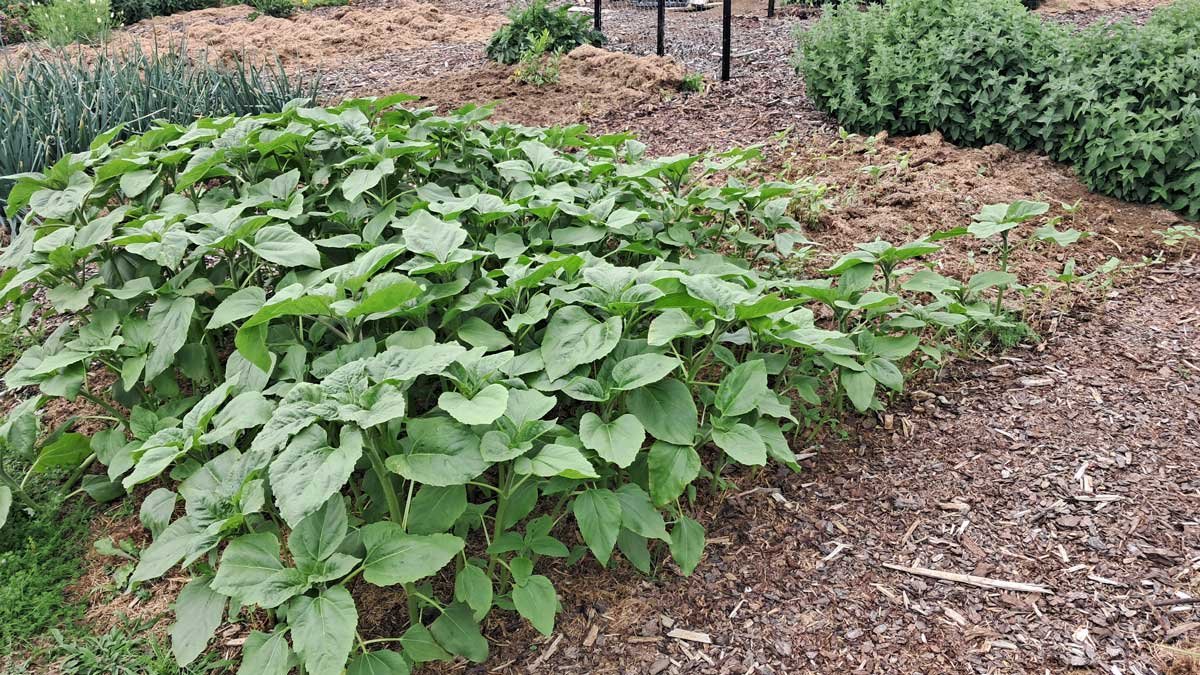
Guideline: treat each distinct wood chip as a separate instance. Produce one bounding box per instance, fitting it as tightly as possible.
[582,624,600,648]
[883,563,1053,594]
[666,628,712,644]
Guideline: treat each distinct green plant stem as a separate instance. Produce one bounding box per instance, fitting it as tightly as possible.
[79,391,128,428]
[0,464,37,510]
[363,437,420,622]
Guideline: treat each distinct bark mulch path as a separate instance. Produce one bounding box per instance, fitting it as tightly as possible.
[475,263,1200,675]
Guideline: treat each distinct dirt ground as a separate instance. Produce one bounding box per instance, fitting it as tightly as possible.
[3,0,1197,672]
[116,2,502,69]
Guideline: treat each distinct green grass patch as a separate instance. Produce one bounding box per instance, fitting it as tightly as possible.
[0,469,92,654]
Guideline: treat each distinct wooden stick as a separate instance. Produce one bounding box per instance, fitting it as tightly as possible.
[882,563,1053,595]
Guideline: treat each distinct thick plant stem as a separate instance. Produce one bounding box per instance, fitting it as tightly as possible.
[364,439,419,621]
[0,464,37,511]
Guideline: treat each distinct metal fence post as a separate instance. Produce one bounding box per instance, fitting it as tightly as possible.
[594,0,602,32]
[721,0,731,81]
[768,0,775,17]
[656,0,666,55]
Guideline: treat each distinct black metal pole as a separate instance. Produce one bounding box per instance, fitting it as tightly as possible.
[768,0,775,17]
[656,0,665,56]
[721,0,731,81]
[594,0,602,32]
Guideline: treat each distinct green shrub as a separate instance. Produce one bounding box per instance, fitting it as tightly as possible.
[513,28,562,86]
[487,0,603,65]
[0,45,318,221]
[0,0,35,44]
[28,0,112,46]
[109,0,218,25]
[0,92,1064,670]
[797,0,1200,219]
[247,0,293,18]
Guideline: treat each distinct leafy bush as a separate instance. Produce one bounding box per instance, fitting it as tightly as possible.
[247,0,293,18]
[487,0,603,65]
[109,0,218,25]
[797,0,1200,218]
[28,0,112,46]
[513,28,562,86]
[0,0,35,44]
[0,46,318,222]
[0,96,1061,671]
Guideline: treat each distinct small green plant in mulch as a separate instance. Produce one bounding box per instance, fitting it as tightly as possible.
[487,0,603,65]
[513,27,562,86]
[679,72,704,92]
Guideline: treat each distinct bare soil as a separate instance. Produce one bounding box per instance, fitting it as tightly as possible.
[1037,0,1174,14]
[116,1,502,69]
[392,45,688,126]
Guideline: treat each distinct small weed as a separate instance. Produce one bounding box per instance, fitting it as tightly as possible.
[513,28,562,86]
[679,72,704,92]
[1160,224,1199,256]
[52,617,229,675]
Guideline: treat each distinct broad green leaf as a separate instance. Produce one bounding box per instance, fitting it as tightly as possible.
[250,225,321,268]
[669,515,705,576]
[29,171,92,219]
[406,485,468,535]
[290,586,358,675]
[627,378,697,445]
[238,630,293,675]
[840,369,876,412]
[715,360,768,417]
[540,306,622,380]
[865,358,904,391]
[385,418,488,486]
[647,441,700,506]
[578,413,644,468]
[711,422,767,466]
[614,484,669,542]
[430,603,488,663]
[437,383,508,426]
[288,496,348,568]
[207,287,266,329]
[400,624,451,663]
[457,317,511,351]
[345,277,424,319]
[269,426,363,527]
[145,296,195,383]
[348,650,411,675]
[360,523,464,587]
[515,443,598,479]
[454,564,493,619]
[211,533,290,606]
[609,354,680,391]
[647,309,709,345]
[616,527,652,573]
[170,576,226,667]
[573,488,621,565]
[513,574,557,636]
[131,516,213,583]
[31,432,91,473]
